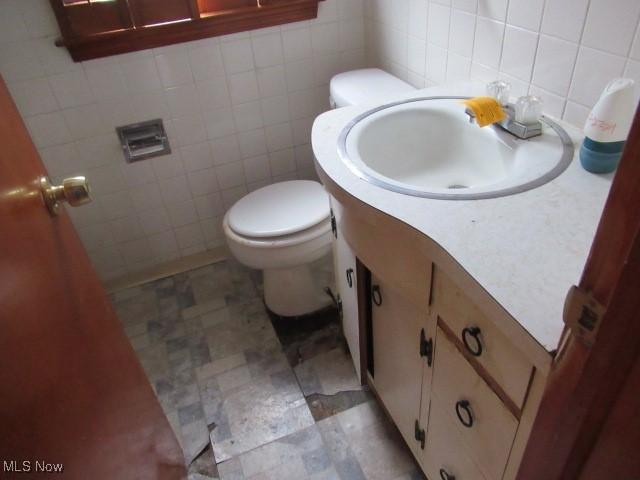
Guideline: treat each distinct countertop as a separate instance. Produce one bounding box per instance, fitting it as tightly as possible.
[312,82,614,353]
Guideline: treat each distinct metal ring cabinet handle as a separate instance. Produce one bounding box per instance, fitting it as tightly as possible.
[440,469,456,480]
[455,400,474,428]
[346,268,354,288]
[371,285,382,306]
[462,326,483,357]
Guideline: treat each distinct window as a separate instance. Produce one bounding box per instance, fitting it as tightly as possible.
[50,0,322,61]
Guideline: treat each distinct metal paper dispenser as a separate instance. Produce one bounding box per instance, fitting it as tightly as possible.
[116,119,171,162]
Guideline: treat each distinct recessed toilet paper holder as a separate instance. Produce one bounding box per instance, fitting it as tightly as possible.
[116,119,171,162]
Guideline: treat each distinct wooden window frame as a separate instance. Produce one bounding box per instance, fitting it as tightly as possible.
[50,0,322,62]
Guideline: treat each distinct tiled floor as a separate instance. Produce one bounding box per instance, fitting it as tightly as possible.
[110,260,424,480]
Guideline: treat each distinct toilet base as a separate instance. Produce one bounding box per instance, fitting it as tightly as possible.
[265,302,338,336]
[263,254,334,317]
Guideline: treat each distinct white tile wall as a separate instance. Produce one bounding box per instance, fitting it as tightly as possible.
[0,0,366,280]
[365,0,640,128]
[9,0,639,282]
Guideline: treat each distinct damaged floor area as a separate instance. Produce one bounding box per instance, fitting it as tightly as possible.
[110,260,424,480]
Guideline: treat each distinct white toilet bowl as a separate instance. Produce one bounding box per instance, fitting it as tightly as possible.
[224,69,415,317]
[223,180,334,317]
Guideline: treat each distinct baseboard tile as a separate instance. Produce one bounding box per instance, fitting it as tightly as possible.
[104,246,229,293]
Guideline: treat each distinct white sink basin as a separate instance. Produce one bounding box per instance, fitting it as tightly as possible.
[339,97,574,200]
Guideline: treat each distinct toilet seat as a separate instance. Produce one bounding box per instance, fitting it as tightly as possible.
[223,212,332,271]
[227,180,330,239]
[223,180,333,272]
[223,213,331,249]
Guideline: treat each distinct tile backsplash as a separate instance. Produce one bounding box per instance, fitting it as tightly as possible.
[364,0,640,126]
[4,0,640,282]
[0,0,365,280]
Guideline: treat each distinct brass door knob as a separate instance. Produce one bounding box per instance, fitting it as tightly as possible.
[40,176,91,215]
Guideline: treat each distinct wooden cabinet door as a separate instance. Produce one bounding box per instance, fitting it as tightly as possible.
[0,77,185,479]
[330,197,360,379]
[371,275,426,454]
[429,328,519,480]
[423,394,489,480]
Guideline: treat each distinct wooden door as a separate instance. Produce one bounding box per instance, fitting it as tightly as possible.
[0,78,186,479]
[578,352,640,479]
[516,107,640,478]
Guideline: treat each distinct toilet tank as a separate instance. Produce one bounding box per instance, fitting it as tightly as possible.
[329,68,416,108]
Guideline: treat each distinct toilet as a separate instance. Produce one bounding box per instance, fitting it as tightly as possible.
[223,181,333,317]
[223,69,416,317]
[330,68,415,108]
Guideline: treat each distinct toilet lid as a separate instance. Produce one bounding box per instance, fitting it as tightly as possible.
[227,181,330,238]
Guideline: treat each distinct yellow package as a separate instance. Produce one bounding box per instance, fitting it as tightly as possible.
[463,96,506,127]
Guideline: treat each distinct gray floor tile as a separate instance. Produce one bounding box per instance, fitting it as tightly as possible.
[210,372,315,462]
[336,403,418,480]
[302,446,332,475]
[294,347,362,396]
[112,259,423,480]
[179,403,205,426]
[306,390,372,422]
[188,445,220,479]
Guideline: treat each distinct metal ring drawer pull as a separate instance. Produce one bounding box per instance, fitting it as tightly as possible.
[440,469,456,480]
[346,268,354,288]
[455,400,474,428]
[371,285,382,306]
[462,326,483,357]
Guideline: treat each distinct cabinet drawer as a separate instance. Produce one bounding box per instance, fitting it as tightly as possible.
[424,394,488,480]
[432,328,519,480]
[431,269,533,409]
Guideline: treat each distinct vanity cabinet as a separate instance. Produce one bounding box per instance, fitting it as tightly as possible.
[368,266,533,480]
[324,190,550,480]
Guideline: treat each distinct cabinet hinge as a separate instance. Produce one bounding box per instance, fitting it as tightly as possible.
[330,209,337,239]
[563,285,606,347]
[420,328,433,366]
[414,420,425,450]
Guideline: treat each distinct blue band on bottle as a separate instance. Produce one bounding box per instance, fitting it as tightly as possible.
[580,143,621,173]
[583,137,626,153]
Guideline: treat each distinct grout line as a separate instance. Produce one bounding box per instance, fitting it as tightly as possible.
[104,246,228,292]
[560,0,593,120]
[625,8,640,60]
[467,7,478,78]
[622,9,640,81]
[495,0,512,78]
[442,2,452,82]
[525,0,549,92]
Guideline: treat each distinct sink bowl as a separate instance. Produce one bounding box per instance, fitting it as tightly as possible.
[338,97,574,200]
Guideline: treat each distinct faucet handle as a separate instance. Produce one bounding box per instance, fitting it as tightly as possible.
[486,80,511,106]
[515,95,543,124]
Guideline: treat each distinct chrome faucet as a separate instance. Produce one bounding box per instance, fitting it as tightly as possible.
[466,81,544,140]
